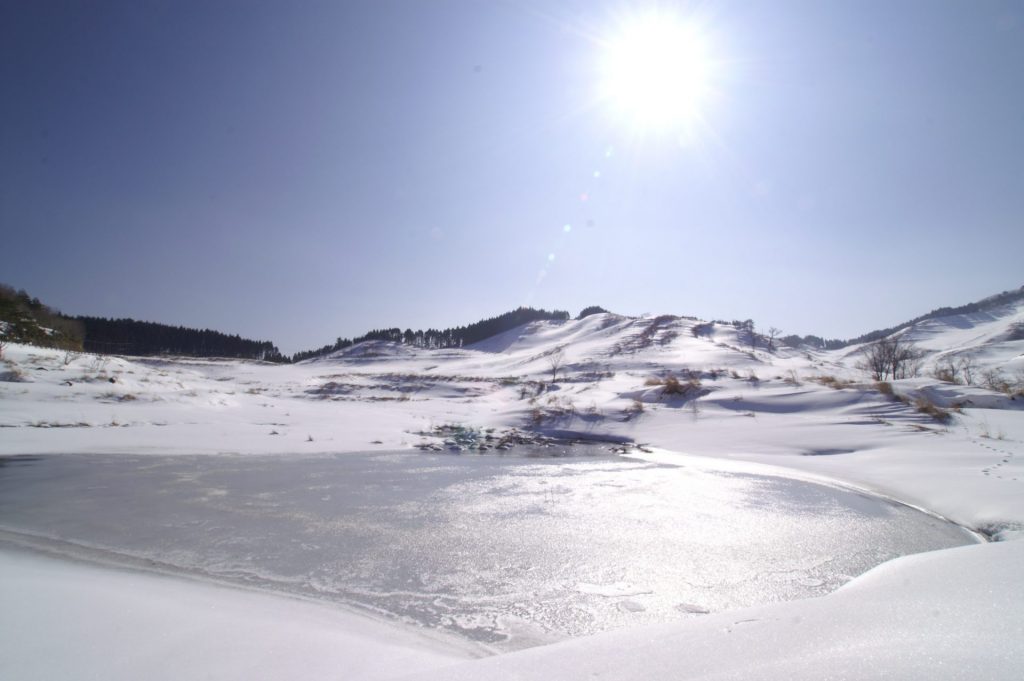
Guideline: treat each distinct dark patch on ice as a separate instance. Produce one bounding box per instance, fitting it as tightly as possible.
[0,455,45,468]
[535,429,634,445]
[676,602,710,614]
[801,448,856,456]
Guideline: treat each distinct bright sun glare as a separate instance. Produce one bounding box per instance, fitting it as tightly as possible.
[600,12,712,134]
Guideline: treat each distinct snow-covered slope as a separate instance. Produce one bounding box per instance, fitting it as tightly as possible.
[901,300,1024,378]
[833,294,1024,378]
[2,300,1024,680]
[2,306,1023,530]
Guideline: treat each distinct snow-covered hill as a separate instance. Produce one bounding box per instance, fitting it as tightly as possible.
[3,301,1023,527]
[834,290,1024,377]
[2,297,1023,679]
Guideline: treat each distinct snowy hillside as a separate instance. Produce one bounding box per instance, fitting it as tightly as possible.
[898,300,1024,381]
[2,301,1023,534]
[2,298,1023,679]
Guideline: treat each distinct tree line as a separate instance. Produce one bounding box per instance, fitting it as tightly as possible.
[781,285,1024,350]
[1,283,287,361]
[291,306,570,362]
[3,284,576,363]
[76,316,288,362]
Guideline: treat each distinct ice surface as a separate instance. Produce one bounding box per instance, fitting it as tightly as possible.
[0,450,974,650]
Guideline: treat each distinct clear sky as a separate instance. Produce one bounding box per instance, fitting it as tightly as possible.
[3,1,1022,354]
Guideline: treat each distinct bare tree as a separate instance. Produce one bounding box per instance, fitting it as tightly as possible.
[981,368,1009,393]
[861,341,889,381]
[902,346,925,379]
[767,327,782,352]
[860,337,925,380]
[958,355,977,385]
[934,356,959,383]
[547,348,565,383]
[934,355,979,385]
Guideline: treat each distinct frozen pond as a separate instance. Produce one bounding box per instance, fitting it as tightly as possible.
[0,450,976,650]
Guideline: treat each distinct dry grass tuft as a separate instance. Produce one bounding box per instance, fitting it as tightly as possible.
[811,375,854,390]
[914,395,952,423]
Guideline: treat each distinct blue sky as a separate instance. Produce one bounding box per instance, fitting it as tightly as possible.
[2,1,1022,353]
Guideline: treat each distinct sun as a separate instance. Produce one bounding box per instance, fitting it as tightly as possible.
[599,12,713,134]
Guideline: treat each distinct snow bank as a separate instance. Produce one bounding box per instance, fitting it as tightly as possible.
[400,540,1024,681]
[0,547,471,681]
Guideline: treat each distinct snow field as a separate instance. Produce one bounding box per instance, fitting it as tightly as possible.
[2,302,1023,678]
